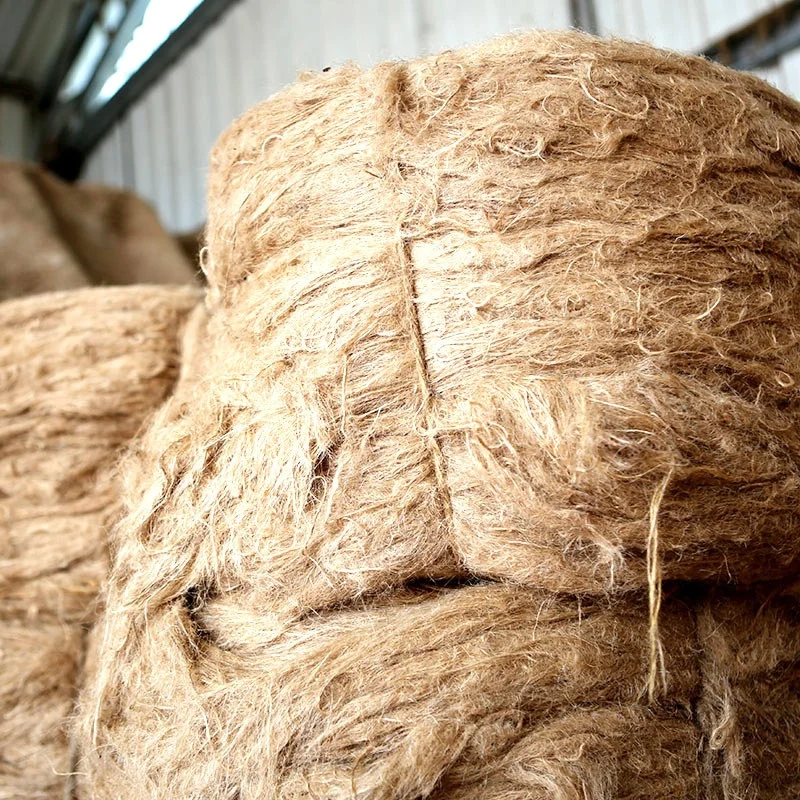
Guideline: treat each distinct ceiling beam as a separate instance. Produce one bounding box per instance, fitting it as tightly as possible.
[76,0,151,111]
[43,0,242,180]
[0,75,37,104]
[702,0,800,70]
[37,1,100,112]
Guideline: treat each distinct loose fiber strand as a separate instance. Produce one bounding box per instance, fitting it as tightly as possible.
[647,467,673,701]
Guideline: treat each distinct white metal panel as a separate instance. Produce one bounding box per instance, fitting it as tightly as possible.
[701,0,777,42]
[594,0,645,39]
[317,0,369,66]
[596,0,707,49]
[639,0,708,51]
[98,124,124,188]
[779,48,800,98]
[596,0,783,51]
[228,0,268,113]
[145,81,177,230]
[354,0,415,64]
[262,0,295,94]
[754,61,791,95]
[493,0,571,32]
[83,145,103,183]
[378,0,420,62]
[206,15,244,139]
[417,0,570,55]
[185,42,216,226]
[288,0,323,72]
[164,63,198,230]
[128,101,155,204]
[417,0,493,53]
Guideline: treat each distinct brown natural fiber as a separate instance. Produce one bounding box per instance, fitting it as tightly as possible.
[0,286,198,799]
[30,170,198,287]
[697,587,800,799]
[77,31,800,798]
[0,160,89,300]
[206,32,800,594]
[0,160,197,301]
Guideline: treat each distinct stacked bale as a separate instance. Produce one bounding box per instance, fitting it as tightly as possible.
[697,588,800,799]
[0,160,197,301]
[31,170,199,286]
[78,31,800,799]
[0,286,199,799]
[0,160,89,300]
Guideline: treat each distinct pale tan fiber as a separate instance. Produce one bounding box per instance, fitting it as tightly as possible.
[697,588,800,799]
[206,31,800,593]
[0,286,199,800]
[74,31,799,798]
[0,160,197,301]
[30,170,199,287]
[0,161,89,300]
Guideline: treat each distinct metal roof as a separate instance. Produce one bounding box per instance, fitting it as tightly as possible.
[0,0,88,103]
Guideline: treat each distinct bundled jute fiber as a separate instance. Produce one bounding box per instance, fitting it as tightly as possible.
[77,31,800,799]
[0,160,197,301]
[30,170,199,286]
[696,587,800,799]
[0,286,198,800]
[0,160,89,300]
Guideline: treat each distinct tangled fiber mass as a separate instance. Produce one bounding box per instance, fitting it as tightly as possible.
[0,286,198,799]
[57,29,800,798]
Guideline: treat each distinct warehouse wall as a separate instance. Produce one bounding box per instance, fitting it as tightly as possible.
[0,98,32,161]
[83,0,800,232]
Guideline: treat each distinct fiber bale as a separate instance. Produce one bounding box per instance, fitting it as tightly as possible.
[83,568,701,797]
[430,706,699,800]
[30,169,198,286]
[0,160,89,300]
[697,588,800,799]
[0,625,83,800]
[203,31,800,594]
[0,286,199,800]
[78,31,800,799]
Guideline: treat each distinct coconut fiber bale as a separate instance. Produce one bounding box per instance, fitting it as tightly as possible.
[0,285,199,800]
[29,169,199,287]
[0,160,197,301]
[696,586,800,799]
[0,160,89,301]
[77,31,800,798]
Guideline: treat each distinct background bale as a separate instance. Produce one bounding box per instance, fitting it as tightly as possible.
[0,285,199,800]
[30,169,198,287]
[0,160,89,301]
[78,31,800,799]
[0,160,197,301]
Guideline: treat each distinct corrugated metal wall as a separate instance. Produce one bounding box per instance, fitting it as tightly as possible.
[83,0,800,232]
[0,98,30,161]
[594,0,800,93]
